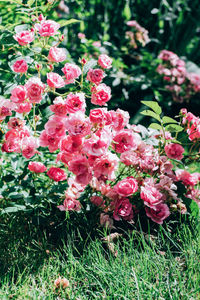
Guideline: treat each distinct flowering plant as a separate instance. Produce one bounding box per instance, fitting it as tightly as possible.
[0,13,199,229]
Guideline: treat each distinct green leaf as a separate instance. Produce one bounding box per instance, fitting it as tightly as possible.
[162,116,178,124]
[165,124,183,132]
[123,2,131,20]
[27,0,35,6]
[0,205,27,215]
[149,123,162,130]
[141,101,162,115]
[140,110,161,122]
[58,19,81,28]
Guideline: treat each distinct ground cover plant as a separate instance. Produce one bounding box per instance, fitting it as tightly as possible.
[0,1,200,298]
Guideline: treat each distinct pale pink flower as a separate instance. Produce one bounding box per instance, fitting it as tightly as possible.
[98,54,112,69]
[59,135,83,154]
[65,92,86,113]
[1,129,21,153]
[47,167,67,181]
[14,30,34,46]
[58,198,81,211]
[113,198,133,221]
[28,161,47,173]
[92,41,101,47]
[176,169,200,186]
[62,63,81,84]
[91,84,111,106]
[111,108,130,131]
[68,155,89,176]
[25,77,45,103]
[0,98,15,120]
[45,115,66,137]
[83,128,111,156]
[47,72,65,89]
[35,20,60,36]
[13,60,28,73]
[50,97,68,116]
[21,136,38,159]
[114,176,138,197]
[87,68,105,85]
[164,143,184,160]
[65,112,91,137]
[39,130,60,152]
[48,47,66,63]
[145,203,170,224]
[8,118,25,130]
[10,85,27,103]
[78,32,86,39]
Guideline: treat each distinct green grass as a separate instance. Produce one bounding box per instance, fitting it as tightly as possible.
[0,215,200,299]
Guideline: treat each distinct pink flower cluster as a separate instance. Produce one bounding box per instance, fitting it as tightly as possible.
[157,50,200,103]
[181,109,200,142]
[126,20,150,48]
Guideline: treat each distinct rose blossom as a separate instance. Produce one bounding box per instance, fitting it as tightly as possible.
[45,115,66,137]
[65,112,91,137]
[112,129,141,153]
[93,152,119,180]
[47,72,65,89]
[98,54,112,69]
[145,203,170,224]
[14,102,32,114]
[176,169,200,186]
[164,143,184,160]
[8,118,25,130]
[90,195,105,207]
[25,77,45,103]
[47,167,67,181]
[59,135,83,154]
[83,128,111,156]
[140,185,163,209]
[21,136,38,159]
[58,198,81,211]
[62,63,81,84]
[87,68,105,85]
[10,86,27,103]
[35,20,60,36]
[91,84,111,106]
[50,97,68,116]
[14,30,34,46]
[39,130,60,152]
[48,47,66,63]
[89,108,107,124]
[68,155,89,175]
[100,213,114,229]
[65,93,86,113]
[114,176,138,197]
[13,60,28,73]
[113,198,133,221]
[28,161,47,173]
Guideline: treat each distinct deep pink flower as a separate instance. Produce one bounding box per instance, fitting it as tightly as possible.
[10,86,27,103]
[176,169,200,186]
[65,93,86,113]
[47,167,67,181]
[90,195,105,207]
[112,129,140,153]
[114,176,138,197]
[13,60,28,73]
[93,152,119,180]
[39,130,60,152]
[145,203,170,224]
[91,84,111,106]
[28,161,47,173]
[113,198,133,221]
[165,143,184,160]
[50,97,68,116]
[87,68,105,85]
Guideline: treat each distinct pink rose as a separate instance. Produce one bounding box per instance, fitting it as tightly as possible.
[14,102,32,114]
[28,161,47,173]
[65,93,86,113]
[47,167,67,181]
[21,136,38,159]
[78,32,86,39]
[68,155,89,175]
[59,135,83,154]
[58,198,81,211]
[114,176,138,197]
[93,152,119,180]
[89,108,107,124]
[14,30,34,46]
[35,20,60,36]
[50,97,68,116]
[145,203,170,224]
[83,128,111,157]
[176,169,200,186]
[140,185,163,208]
[112,129,140,153]
[65,112,91,137]
[91,84,111,106]
[47,72,65,89]
[39,130,60,152]
[7,118,25,130]
[98,54,112,69]
[48,47,66,63]
[25,77,45,103]
[45,115,66,137]
[87,68,105,85]
[90,195,105,207]
[62,63,81,84]
[10,85,27,103]
[164,143,184,160]
[113,198,133,221]
[13,60,28,73]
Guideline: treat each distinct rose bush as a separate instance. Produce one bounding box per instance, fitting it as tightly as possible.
[0,12,199,231]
